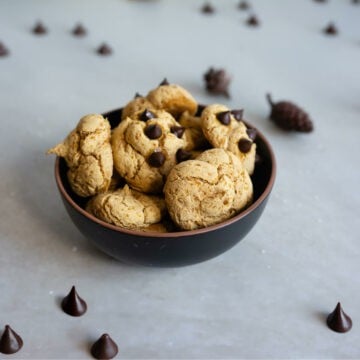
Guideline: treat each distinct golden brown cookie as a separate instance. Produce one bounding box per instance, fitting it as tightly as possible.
[86,185,166,229]
[164,148,253,230]
[111,110,189,193]
[146,83,197,118]
[201,104,256,174]
[121,94,156,121]
[47,114,113,197]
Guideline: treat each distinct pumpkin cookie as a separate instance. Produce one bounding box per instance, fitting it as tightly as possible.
[47,114,113,197]
[201,104,256,174]
[86,185,166,229]
[164,148,253,230]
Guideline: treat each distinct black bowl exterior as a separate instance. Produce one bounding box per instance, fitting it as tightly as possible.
[55,108,275,267]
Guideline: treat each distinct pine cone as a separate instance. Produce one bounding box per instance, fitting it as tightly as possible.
[266,94,314,132]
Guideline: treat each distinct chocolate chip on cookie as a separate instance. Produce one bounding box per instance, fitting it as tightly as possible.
[230,109,244,121]
[176,149,192,163]
[195,104,206,117]
[238,138,253,153]
[140,109,156,121]
[134,92,142,99]
[148,150,166,167]
[246,128,257,141]
[171,126,185,138]
[145,124,162,139]
[159,78,170,86]
[216,111,231,125]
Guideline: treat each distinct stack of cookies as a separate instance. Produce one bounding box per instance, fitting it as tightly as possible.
[48,82,257,231]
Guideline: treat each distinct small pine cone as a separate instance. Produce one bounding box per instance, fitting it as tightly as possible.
[266,94,314,132]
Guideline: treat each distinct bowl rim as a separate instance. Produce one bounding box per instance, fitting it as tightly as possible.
[54,111,276,238]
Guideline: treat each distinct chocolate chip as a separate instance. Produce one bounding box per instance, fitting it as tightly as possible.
[313,0,327,2]
[72,23,87,36]
[246,15,260,27]
[90,334,118,360]
[171,126,185,138]
[176,149,192,163]
[216,111,231,125]
[96,43,112,55]
[0,42,9,57]
[204,67,231,97]
[201,2,215,14]
[353,0,360,4]
[32,21,47,35]
[323,22,338,35]
[61,286,87,317]
[230,109,244,121]
[238,138,252,153]
[134,92,142,99]
[140,109,156,121]
[159,78,169,86]
[238,1,250,10]
[148,151,165,167]
[246,128,257,141]
[195,104,206,117]
[0,325,23,355]
[145,124,162,139]
[327,303,352,333]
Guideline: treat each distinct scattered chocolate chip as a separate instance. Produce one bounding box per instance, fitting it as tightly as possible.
[246,128,257,141]
[266,94,314,132]
[204,67,231,98]
[230,109,244,121]
[353,0,360,4]
[61,286,87,317]
[148,151,165,167]
[140,109,156,121]
[171,126,185,138]
[96,43,112,56]
[32,21,47,35]
[0,42,9,57]
[238,1,250,10]
[216,111,231,125]
[91,334,118,360]
[145,124,162,139]
[238,138,253,153]
[159,78,169,86]
[195,104,206,117]
[0,325,23,355]
[327,303,352,333]
[72,23,87,36]
[134,92,142,99]
[246,15,260,27]
[323,22,338,35]
[313,0,327,2]
[176,149,192,163]
[201,2,215,14]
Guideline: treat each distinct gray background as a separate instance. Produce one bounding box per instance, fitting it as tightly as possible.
[0,0,359,358]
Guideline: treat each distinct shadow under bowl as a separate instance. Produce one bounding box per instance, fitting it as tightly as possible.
[54,108,276,267]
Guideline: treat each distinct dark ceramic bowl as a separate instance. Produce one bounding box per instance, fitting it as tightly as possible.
[54,108,276,267]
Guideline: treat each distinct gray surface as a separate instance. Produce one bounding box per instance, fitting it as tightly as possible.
[1,0,360,358]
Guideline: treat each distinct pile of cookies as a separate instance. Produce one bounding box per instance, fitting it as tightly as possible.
[48,82,257,231]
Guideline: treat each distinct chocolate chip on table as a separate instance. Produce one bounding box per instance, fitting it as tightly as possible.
[170,126,185,138]
[145,124,162,139]
[266,93,314,132]
[238,138,252,153]
[195,104,206,117]
[0,325,23,355]
[201,2,215,14]
[204,67,231,98]
[176,148,192,163]
[0,42,9,57]
[238,1,250,10]
[326,302,352,333]
[230,109,244,121]
[96,43,112,55]
[61,286,87,317]
[323,22,338,35]
[246,15,260,27]
[148,150,165,167]
[313,0,327,2]
[72,23,87,36]
[159,78,169,86]
[90,334,118,360]
[353,0,360,4]
[246,128,257,141]
[216,111,231,125]
[32,21,47,35]
[140,109,156,121]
